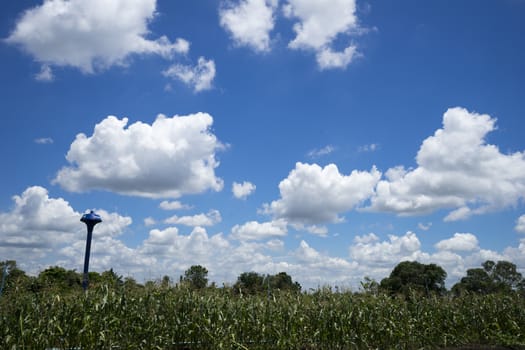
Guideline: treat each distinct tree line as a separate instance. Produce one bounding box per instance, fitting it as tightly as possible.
[1,259,524,297]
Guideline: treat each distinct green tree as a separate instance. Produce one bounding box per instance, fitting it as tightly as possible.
[234,271,265,295]
[452,260,523,295]
[269,272,301,293]
[100,268,124,288]
[183,265,208,289]
[233,271,301,295]
[37,266,82,292]
[380,261,447,296]
[0,260,32,294]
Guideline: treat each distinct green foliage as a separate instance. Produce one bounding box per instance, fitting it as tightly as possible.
[234,272,266,295]
[37,266,82,292]
[234,271,301,295]
[0,260,33,295]
[452,260,524,295]
[1,283,525,349]
[269,272,301,293]
[380,261,447,296]
[183,265,209,290]
[2,261,525,348]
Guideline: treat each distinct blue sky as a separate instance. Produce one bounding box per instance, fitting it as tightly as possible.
[1,0,525,289]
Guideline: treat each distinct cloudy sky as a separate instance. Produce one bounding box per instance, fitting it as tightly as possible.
[1,0,525,289]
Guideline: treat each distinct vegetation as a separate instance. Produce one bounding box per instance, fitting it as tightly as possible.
[1,260,524,349]
[380,261,447,296]
[233,271,301,295]
[452,260,524,295]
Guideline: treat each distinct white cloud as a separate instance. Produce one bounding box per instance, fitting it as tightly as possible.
[54,113,224,198]
[358,143,379,153]
[316,45,357,70]
[307,145,335,158]
[35,64,54,81]
[368,107,525,219]
[264,162,381,225]
[87,209,132,238]
[165,210,222,227]
[231,219,287,240]
[0,186,79,249]
[288,222,328,236]
[159,200,191,211]
[350,231,422,266]
[284,0,357,49]
[294,240,358,286]
[34,137,54,144]
[443,206,473,222]
[435,233,479,252]
[6,0,188,75]
[2,188,523,290]
[0,186,131,274]
[219,0,278,52]
[284,0,359,69]
[516,215,525,233]
[144,217,156,226]
[418,222,432,231]
[163,57,216,92]
[232,181,256,199]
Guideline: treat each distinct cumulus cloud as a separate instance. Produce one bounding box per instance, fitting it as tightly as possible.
[163,57,216,92]
[264,162,381,225]
[218,0,364,69]
[294,240,357,286]
[165,210,222,227]
[232,181,256,199]
[516,215,525,233]
[0,186,131,273]
[54,113,224,198]
[139,226,246,281]
[349,231,422,267]
[435,233,479,252]
[316,45,357,70]
[231,219,287,240]
[144,217,156,226]
[91,209,132,238]
[159,200,191,211]
[0,186,79,249]
[287,222,329,236]
[1,188,521,289]
[219,0,278,52]
[35,64,54,81]
[368,107,525,219]
[6,0,188,75]
[283,0,359,69]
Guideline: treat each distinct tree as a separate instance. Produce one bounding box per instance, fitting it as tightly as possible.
[0,260,32,294]
[380,261,447,296]
[234,272,265,295]
[183,265,208,289]
[452,260,523,295]
[269,272,301,293]
[100,268,124,288]
[233,271,301,295]
[37,266,82,292]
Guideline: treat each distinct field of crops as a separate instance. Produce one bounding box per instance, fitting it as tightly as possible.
[1,284,524,349]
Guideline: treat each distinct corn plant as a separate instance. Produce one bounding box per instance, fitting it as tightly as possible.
[1,284,524,349]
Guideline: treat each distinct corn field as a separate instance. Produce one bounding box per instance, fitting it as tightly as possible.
[1,285,524,349]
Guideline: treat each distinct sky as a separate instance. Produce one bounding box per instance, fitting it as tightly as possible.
[1,0,525,290]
